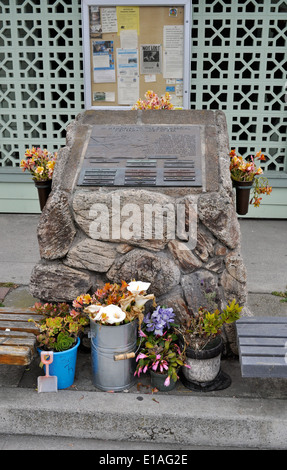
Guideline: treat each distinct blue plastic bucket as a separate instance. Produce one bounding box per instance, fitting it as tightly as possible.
[38,337,80,390]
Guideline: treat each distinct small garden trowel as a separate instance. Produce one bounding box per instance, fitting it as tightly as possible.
[38,351,58,393]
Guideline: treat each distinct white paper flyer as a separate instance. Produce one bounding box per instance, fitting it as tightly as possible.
[93,40,115,83]
[140,44,162,74]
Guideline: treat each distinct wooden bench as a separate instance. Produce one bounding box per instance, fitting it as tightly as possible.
[0,308,42,366]
[236,316,287,378]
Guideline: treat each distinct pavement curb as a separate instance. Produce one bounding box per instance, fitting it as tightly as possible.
[0,387,286,449]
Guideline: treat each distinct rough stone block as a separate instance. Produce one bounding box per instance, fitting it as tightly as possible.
[37,190,76,260]
[29,262,93,302]
[106,248,181,297]
[64,239,117,272]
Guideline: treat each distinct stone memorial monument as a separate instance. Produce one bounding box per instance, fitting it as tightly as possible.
[30,110,250,353]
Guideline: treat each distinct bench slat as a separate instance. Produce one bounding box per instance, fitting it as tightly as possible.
[236,317,287,378]
[0,345,33,366]
[0,307,38,314]
[0,321,40,334]
[237,323,287,338]
[239,336,286,347]
[0,313,43,322]
[241,356,287,378]
[0,330,36,339]
[237,316,287,324]
[0,308,43,366]
[0,336,36,348]
[240,345,287,357]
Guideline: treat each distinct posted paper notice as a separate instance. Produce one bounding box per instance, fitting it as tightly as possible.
[117,48,139,105]
[116,6,140,35]
[163,25,184,79]
[93,40,115,83]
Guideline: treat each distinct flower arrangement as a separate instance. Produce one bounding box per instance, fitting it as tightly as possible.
[143,305,176,336]
[132,90,174,110]
[179,299,243,351]
[229,149,272,207]
[20,147,57,181]
[73,280,156,329]
[29,302,89,352]
[135,306,190,388]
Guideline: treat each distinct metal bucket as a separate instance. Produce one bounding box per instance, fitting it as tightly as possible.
[90,319,138,391]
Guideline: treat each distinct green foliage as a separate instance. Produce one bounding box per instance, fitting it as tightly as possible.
[29,302,89,352]
[55,332,75,352]
[135,330,187,386]
[180,299,243,350]
[271,289,287,303]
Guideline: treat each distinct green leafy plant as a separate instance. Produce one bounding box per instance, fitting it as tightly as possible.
[30,302,89,352]
[135,306,189,387]
[271,289,287,303]
[135,330,188,387]
[179,299,243,351]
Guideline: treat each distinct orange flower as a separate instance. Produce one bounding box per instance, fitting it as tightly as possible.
[82,294,92,304]
[255,151,265,161]
[253,197,262,207]
[265,185,272,195]
[230,148,272,209]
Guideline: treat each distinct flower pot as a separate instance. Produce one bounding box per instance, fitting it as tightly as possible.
[180,336,231,391]
[38,337,80,390]
[34,179,52,211]
[233,179,253,216]
[90,319,138,391]
[150,369,177,392]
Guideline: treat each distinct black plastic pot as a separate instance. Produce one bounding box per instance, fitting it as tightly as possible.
[233,179,253,216]
[150,370,177,392]
[185,336,223,360]
[34,179,52,211]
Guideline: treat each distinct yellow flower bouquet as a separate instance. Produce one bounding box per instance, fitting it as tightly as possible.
[20,147,57,182]
[132,90,174,110]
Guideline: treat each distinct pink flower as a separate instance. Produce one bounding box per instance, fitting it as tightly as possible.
[136,353,148,362]
[134,366,142,377]
[152,361,159,371]
[164,376,170,387]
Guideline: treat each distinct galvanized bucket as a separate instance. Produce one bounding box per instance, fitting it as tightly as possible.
[90,319,138,391]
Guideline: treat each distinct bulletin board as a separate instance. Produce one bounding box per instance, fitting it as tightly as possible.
[82,1,191,109]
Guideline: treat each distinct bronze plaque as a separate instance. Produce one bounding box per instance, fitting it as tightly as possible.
[77,124,202,187]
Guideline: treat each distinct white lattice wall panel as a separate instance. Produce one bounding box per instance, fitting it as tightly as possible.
[0,0,84,167]
[191,0,287,172]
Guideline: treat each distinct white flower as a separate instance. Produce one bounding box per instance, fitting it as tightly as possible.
[127,281,151,294]
[85,304,101,315]
[134,294,155,309]
[96,304,126,324]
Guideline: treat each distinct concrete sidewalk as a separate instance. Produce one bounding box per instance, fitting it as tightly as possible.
[0,214,286,450]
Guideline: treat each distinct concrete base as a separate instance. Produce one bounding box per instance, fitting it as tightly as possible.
[0,386,286,450]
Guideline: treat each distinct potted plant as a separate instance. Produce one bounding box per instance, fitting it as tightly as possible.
[177,299,242,391]
[73,280,156,391]
[30,302,89,389]
[229,149,272,215]
[135,306,190,391]
[20,146,57,210]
